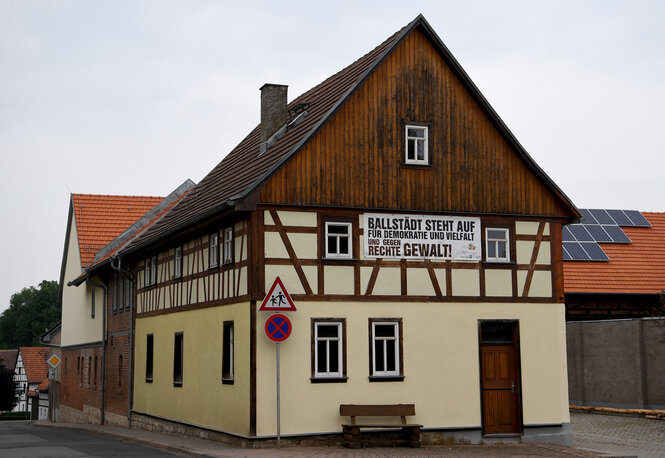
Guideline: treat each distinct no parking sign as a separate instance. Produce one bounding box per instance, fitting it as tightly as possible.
[264,313,292,342]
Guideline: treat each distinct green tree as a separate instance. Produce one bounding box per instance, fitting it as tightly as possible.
[0,280,59,349]
[0,363,18,411]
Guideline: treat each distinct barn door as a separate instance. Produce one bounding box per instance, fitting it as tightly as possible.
[479,321,521,435]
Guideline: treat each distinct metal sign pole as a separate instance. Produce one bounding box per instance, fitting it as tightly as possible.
[276,342,281,448]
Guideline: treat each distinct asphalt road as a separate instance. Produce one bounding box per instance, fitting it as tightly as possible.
[0,421,179,458]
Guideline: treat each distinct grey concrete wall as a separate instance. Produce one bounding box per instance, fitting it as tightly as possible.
[567,318,665,409]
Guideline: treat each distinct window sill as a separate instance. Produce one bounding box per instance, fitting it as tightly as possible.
[173,381,183,387]
[483,260,513,265]
[145,378,153,384]
[222,378,234,385]
[400,162,433,169]
[369,375,404,382]
[321,257,357,266]
[310,376,348,384]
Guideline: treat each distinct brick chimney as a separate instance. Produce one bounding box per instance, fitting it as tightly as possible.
[260,83,288,144]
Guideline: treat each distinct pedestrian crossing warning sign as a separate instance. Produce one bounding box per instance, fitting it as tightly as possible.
[259,276,297,312]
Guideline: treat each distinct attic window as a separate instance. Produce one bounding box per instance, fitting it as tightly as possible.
[405,125,429,165]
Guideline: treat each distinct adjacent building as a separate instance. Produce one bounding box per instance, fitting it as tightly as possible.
[564,209,665,409]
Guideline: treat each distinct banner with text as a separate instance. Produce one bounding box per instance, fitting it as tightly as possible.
[364,213,481,261]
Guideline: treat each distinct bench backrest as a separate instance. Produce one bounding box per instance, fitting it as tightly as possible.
[340,404,416,424]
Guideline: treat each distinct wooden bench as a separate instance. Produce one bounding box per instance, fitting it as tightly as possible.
[339,404,422,448]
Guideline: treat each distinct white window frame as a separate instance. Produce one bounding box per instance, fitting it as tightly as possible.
[405,125,428,165]
[325,222,352,259]
[222,227,233,265]
[314,321,343,378]
[371,321,400,377]
[209,232,219,268]
[485,227,510,262]
[144,256,157,287]
[174,246,182,279]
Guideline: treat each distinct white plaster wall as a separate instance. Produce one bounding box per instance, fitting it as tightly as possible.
[61,218,103,347]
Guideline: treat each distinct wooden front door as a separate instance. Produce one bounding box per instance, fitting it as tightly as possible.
[479,321,521,435]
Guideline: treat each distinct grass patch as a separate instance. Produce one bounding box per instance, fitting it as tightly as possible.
[0,411,29,421]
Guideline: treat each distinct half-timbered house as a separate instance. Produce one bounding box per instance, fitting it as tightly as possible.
[85,15,578,446]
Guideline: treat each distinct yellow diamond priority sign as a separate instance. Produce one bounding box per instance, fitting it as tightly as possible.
[47,354,61,369]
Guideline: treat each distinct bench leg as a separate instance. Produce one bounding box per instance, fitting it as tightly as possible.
[403,426,421,448]
[343,426,362,449]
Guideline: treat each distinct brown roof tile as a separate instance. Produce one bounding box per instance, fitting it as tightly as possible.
[564,212,665,294]
[123,15,577,255]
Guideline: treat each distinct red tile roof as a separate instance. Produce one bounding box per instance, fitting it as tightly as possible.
[72,194,163,267]
[19,347,49,384]
[36,379,49,392]
[564,212,665,294]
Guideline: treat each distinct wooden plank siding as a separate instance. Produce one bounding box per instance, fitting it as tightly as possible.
[259,29,570,218]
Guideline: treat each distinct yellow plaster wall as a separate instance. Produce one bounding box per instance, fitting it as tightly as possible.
[324,265,355,295]
[61,217,103,346]
[451,269,480,296]
[255,301,570,436]
[485,269,512,297]
[133,302,251,436]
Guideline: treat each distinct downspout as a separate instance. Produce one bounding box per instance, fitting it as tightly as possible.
[86,277,107,426]
[111,255,134,428]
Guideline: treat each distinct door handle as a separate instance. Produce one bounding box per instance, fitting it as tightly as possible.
[511,382,515,394]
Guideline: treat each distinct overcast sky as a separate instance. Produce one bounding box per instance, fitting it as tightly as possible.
[1,0,664,313]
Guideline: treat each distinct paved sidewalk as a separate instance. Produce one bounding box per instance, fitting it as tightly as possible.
[571,410,665,457]
[34,420,600,457]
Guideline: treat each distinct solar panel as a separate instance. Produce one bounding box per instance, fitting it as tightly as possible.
[606,209,633,226]
[583,224,613,243]
[588,209,615,225]
[624,210,651,227]
[563,242,591,260]
[562,225,576,242]
[562,245,573,261]
[602,225,631,243]
[578,209,598,224]
[567,224,594,242]
[580,242,610,261]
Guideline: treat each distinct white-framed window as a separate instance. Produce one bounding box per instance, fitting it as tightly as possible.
[209,232,219,268]
[485,228,510,262]
[325,222,352,258]
[222,321,234,382]
[222,227,233,265]
[174,246,182,279]
[370,320,401,377]
[405,125,428,164]
[144,256,157,287]
[313,321,344,378]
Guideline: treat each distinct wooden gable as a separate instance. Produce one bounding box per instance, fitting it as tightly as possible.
[259,27,574,218]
